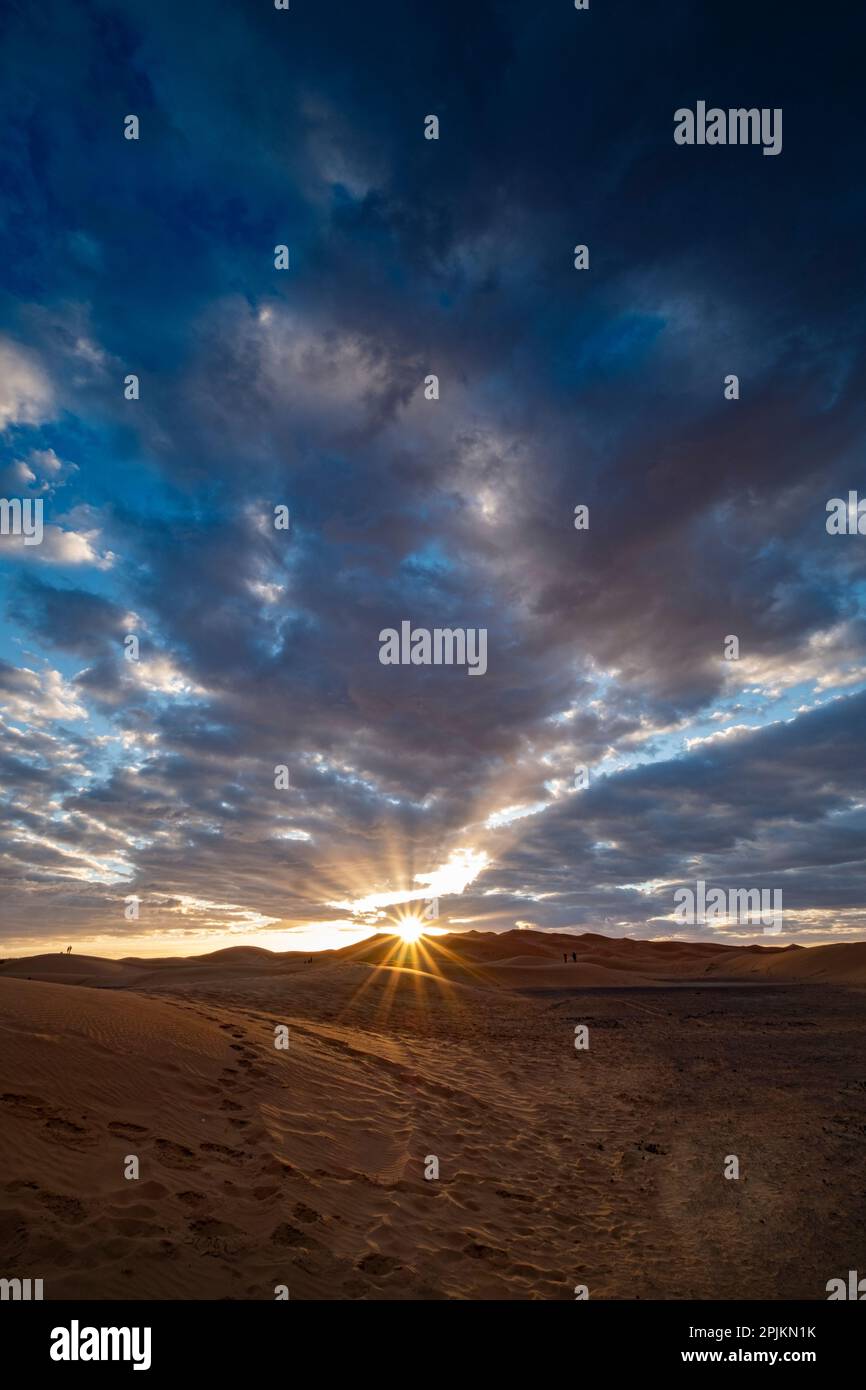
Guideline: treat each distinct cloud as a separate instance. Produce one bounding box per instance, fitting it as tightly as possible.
[0,522,115,568]
[0,662,88,724]
[0,337,53,430]
[1,0,865,951]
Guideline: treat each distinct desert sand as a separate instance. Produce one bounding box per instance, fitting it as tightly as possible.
[1,929,864,1299]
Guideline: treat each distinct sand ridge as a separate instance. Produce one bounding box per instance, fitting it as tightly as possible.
[1,930,864,1299]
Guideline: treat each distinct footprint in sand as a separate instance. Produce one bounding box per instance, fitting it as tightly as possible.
[463,1240,509,1265]
[153,1139,197,1169]
[293,1202,324,1224]
[357,1252,403,1277]
[253,1155,295,1180]
[199,1141,245,1165]
[1,1092,46,1116]
[2,1094,96,1147]
[271,1222,319,1249]
[187,1217,245,1256]
[36,1190,88,1222]
[108,1121,149,1139]
[44,1117,95,1147]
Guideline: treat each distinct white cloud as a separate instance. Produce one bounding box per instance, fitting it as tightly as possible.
[0,337,53,430]
[149,894,281,931]
[0,666,88,724]
[248,579,285,604]
[127,655,205,697]
[0,523,116,568]
[685,723,755,750]
[332,847,490,918]
[728,623,866,697]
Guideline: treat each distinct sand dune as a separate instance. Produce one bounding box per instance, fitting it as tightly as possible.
[3,927,862,992]
[704,940,866,985]
[0,973,557,1299]
[0,953,142,987]
[1,929,864,1300]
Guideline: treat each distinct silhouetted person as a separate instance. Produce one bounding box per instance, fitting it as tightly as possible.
[571,951,577,962]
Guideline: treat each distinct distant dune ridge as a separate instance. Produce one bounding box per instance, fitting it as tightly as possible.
[0,928,864,1300]
[2,926,866,989]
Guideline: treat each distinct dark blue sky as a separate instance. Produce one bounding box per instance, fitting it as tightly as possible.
[1,0,865,954]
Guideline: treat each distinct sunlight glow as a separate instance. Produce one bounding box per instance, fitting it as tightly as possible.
[396,915,425,943]
[332,847,490,917]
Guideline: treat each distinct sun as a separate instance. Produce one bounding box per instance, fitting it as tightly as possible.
[396,916,425,944]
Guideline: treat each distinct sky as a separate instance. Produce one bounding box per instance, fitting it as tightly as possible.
[1,0,865,957]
